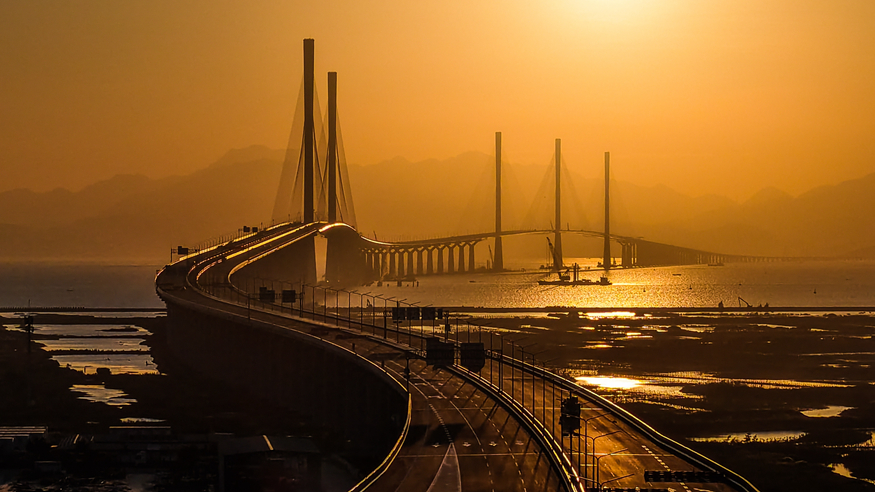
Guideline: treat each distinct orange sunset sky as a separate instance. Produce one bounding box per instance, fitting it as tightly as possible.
[2,0,874,200]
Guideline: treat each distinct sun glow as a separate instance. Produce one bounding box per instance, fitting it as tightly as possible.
[564,0,661,23]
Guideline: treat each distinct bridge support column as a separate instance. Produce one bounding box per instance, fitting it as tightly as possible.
[379,251,387,279]
[621,243,632,268]
[407,249,415,278]
[398,251,406,278]
[388,251,396,278]
[457,244,466,273]
[426,248,434,274]
[437,247,445,274]
[468,242,476,272]
[416,249,424,275]
[447,245,455,274]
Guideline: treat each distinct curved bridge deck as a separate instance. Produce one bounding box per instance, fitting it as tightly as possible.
[157,221,758,492]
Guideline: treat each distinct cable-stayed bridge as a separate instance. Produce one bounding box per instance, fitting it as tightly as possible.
[155,39,760,492]
[265,46,777,287]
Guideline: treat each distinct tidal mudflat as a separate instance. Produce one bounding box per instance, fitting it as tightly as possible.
[465,310,875,491]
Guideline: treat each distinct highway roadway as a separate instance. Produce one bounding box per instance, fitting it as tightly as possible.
[473,362,739,491]
[157,222,569,491]
[158,221,755,492]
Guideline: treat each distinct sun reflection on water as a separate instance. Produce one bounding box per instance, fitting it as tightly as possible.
[576,376,641,389]
[585,311,636,320]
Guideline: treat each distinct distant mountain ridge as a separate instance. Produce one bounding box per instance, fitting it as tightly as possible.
[1,146,873,262]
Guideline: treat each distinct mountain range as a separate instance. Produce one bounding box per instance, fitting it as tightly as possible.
[1,145,873,263]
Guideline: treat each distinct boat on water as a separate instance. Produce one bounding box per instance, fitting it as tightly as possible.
[538,263,612,286]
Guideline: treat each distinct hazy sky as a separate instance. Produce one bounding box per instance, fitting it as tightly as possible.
[2,0,874,199]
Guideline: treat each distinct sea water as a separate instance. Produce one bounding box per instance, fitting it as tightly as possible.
[353,259,875,309]
[3,259,875,309]
[0,262,164,308]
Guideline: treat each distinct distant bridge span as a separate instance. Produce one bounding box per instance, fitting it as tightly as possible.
[355,227,783,280]
[266,36,776,278]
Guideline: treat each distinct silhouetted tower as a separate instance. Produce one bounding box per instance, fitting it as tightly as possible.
[493,132,504,271]
[603,151,611,269]
[553,138,563,270]
[328,72,337,223]
[303,39,315,223]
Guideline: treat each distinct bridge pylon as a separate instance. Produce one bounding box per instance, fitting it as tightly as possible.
[552,138,564,271]
[493,131,504,271]
[603,151,611,269]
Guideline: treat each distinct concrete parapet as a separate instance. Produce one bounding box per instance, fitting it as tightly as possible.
[160,297,407,471]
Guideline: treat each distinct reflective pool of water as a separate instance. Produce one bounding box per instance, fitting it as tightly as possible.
[4,323,149,337]
[8,323,161,375]
[120,417,165,424]
[576,376,641,390]
[38,338,148,352]
[691,430,807,442]
[56,354,158,375]
[829,463,875,486]
[70,384,137,406]
[801,406,853,418]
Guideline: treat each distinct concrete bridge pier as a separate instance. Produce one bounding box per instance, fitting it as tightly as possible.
[447,245,455,274]
[468,242,476,272]
[620,242,637,268]
[437,247,445,274]
[426,247,435,274]
[388,251,397,278]
[362,250,372,277]
[457,244,466,273]
[323,225,369,286]
[416,249,424,275]
[407,249,415,278]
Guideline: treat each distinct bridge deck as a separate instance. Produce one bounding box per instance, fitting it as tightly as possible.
[157,225,567,491]
[157,221,756,491]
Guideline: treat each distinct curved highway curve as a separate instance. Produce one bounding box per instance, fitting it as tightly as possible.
[156,222,575,491]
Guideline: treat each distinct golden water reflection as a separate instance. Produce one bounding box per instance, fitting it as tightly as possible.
[801,406,853,418]
[70,384,137,406]
[576,376,641,389]
[585,311,636,320]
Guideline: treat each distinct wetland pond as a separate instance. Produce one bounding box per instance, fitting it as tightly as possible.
[4,320,159,405]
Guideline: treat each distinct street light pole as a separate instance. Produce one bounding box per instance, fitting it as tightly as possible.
[594,448,628,487]
[582,412,611,479]
[588,430,622,483]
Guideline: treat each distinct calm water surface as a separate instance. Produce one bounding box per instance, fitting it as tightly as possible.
[356,259,875,309]
[0,262,163,308]
[2,259,875,308]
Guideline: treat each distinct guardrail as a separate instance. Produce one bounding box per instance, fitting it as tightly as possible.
[508,354,760,492]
